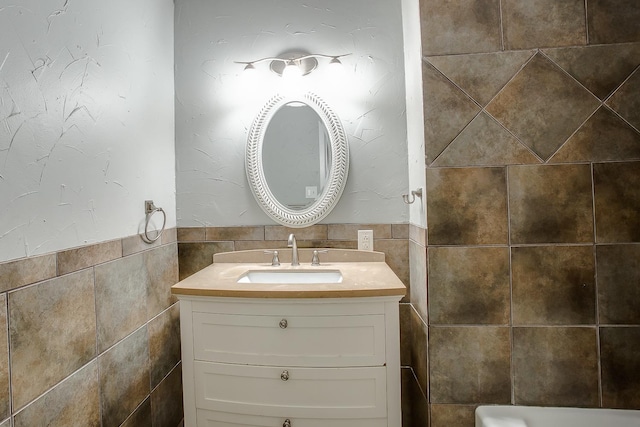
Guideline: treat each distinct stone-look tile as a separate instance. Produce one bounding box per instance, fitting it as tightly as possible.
[428,51,535,106]
[234,236,364,256]
[409,224,426,247]
[121,398,152,427]
[427,167,508,245]
[509,164,594,244]
[122,233,162,257]
[423,62,481,163]
[600,327,640,408]
[430,404,477,427]
[233,240,290,251]
[588,0,640,44]
[125,228,176,255]
[597,245,640,325]
[0,296,8,420]
[205,226,264,241]
[375,239,410,289]
[487,53,600,160]
[594,161,640,243]
[99,327,150,427]
[151,364,183,427]
[429,247,510,325]
[607,69,640,131]
[544,43,640,100]
[433,112,540,167]
[327,224,392,240]
[57,239,122,275]
[401,368,428,427]
[420,0,501,56]
[551,107,640,163]
[409,241,427,319]
[9,269,96,410]
[410,307,428,395]
[14,361,100,427]
[161,227,177,245]
[0,419,9,427]
[502,0,586,49]
[146,244,179,320]
[0,254,56,293]
[400,304,412,367]
[429,327,511,403]
[95,244,178,354]
[512,246,596,325]
[234,239,359,252]
[177,241,234,280]
[149,304,181,388]
[177,227,205,242]
[264,225,327,241]
[95,253,148,353]
[392,224,409,239]
[513,327,599,407]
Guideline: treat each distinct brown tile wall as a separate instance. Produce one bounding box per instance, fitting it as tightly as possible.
[0,229,182,426]
[418,1,640,426]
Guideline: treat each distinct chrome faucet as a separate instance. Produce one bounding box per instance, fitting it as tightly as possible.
[287,233,299,266]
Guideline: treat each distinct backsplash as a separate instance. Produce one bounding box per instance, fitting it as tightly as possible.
[0,230,182,426]
[409,0,640,426]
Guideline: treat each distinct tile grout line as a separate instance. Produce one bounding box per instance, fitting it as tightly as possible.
[499,0,505,51]
[590,161,604,408]
[505,165,517,405]
[584,0,590,45]
[4,294,12,426]
[91,265,103,427]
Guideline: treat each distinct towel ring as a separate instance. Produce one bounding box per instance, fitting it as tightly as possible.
[142,200,166,244]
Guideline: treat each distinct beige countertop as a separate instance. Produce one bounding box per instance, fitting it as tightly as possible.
[171,249,407,299]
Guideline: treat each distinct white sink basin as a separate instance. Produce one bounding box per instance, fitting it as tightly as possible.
[237,269,343,284]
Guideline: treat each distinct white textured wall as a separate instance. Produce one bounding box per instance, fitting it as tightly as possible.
[402,0,427,228]
[0,0,176,262]
[175,0,408,227]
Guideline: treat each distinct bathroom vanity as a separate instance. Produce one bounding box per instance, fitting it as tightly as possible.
[171,249,406,427]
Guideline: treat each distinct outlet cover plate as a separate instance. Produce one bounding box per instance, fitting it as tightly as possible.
[358,230,374,251]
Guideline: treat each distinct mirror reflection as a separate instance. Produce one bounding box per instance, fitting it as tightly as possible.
[262,103,331,210]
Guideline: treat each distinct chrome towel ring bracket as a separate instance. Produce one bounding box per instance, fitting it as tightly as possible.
[402,188,423,205]
[142,200,166,244]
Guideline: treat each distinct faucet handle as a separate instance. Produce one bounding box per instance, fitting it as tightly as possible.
[264,250,280,266]
[311,249,329,266]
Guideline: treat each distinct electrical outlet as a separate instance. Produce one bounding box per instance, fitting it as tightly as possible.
[358,230,374,251]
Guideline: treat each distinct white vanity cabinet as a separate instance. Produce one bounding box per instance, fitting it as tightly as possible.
[178,296,402,427]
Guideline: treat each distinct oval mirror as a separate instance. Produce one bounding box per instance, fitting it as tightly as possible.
[246,92,349,227]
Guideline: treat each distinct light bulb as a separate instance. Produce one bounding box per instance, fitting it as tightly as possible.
[242,63,257,76]
[282,60,303,79]
[328,57,344,75]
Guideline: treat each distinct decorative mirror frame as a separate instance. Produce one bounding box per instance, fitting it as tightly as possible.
[246,92,349,227]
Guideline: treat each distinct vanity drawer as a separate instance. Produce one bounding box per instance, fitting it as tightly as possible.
[196,410,388,427]
[194,362,387,419]
[192,312,386,367]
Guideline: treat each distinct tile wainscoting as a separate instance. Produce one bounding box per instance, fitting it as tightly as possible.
[0,230,182,427]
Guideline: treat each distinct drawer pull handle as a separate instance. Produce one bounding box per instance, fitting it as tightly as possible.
[279,319,288,329]
[281,370,290,381]
[283,419,291,427]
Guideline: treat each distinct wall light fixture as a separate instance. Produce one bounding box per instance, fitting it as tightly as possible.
[236,51,349,77]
